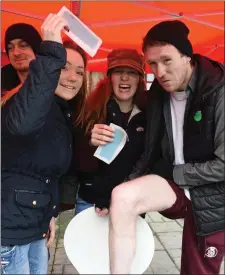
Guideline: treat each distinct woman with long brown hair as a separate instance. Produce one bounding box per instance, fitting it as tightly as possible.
[71,48,147,215]
[1,14,88,274]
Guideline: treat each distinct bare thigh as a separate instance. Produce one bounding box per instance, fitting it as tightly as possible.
[111,174,177,215]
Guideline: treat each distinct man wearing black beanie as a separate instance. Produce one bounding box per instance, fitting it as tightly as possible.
[107,20,224,275]
[1,23,42,94]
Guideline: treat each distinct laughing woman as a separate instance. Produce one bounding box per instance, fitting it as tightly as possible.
[72,49,147,215]
[1,14,87,274]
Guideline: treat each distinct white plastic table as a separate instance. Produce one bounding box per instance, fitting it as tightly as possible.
[64,207,155,274]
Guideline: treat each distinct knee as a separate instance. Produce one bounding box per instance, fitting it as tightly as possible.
[110,183,138,216]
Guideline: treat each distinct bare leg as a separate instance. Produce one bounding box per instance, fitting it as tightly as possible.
[109,174,177,274]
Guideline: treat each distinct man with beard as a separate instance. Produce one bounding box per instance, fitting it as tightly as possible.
[1,23,42,95]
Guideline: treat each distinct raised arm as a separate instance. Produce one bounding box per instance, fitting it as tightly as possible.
[3,14,69,137]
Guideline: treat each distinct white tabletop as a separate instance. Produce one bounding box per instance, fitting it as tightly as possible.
[64,207,155,274]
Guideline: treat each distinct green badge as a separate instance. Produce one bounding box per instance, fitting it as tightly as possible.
[194,111,202,122]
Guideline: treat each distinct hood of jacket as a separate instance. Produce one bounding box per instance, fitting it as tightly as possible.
[193,54,225,99]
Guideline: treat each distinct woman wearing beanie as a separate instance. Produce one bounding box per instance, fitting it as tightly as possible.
[66,48,147,216]
[1,14,88,274]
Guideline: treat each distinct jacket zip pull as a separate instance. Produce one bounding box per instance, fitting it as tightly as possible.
[126,129,129,142]
[126,118,130,142]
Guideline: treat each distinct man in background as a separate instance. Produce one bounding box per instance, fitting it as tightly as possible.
[1,23,42,95]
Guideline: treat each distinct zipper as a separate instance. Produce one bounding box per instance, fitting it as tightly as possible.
[191,194,200,235]
[190,191,201,252]
[124,123,129,142]
[191,200,202,252]
[198,97,205,134]
[183,93,191,134]
[126,131,129,142]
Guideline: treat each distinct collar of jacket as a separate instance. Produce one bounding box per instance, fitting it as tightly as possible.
[55,95,69,111]
[128,104,141,123]
[106,97,142,128]
[107,97,141,121]
[189,54,225,100]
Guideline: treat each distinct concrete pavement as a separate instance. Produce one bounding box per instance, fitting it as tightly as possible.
[48,210,224,274]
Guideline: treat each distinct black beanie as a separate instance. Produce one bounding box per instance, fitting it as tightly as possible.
[5,23,42,56]
[142,20,193,57]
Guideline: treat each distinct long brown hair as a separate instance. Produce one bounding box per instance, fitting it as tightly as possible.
[1,84,22,107]
[83,73,146,135]
[63,40,88,127]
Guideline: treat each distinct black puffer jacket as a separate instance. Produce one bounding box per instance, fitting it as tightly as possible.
[129,54,224,236]
[1,63,21,96]
[78,98,146,209]
[1,41,73,246]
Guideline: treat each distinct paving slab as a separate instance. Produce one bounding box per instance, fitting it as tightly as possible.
[146,212,165,222]
[50,210,224,274]
[150,221,182,233]
[54,247,71,265]
[64,264,79,274]
[150,251,180,274]
[51,264,63,274]
[157,232,183,250]
[153,235,164,251]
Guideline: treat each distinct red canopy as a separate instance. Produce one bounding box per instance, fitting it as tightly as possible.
[1,1,224,72]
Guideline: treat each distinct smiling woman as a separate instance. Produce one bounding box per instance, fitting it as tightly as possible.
[56,40,88,127]
[56,40,86,101]
[1,14,88,275]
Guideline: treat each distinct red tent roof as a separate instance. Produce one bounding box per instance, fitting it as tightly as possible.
[1,1,224,72]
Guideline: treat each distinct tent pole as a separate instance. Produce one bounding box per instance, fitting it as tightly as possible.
[205,46,218,57]
[194,11,224,16]
[1,7,44,20]
[132,2,224,30]
[70,0,82,18]
[89,15,174,28]
[88,58,107,63]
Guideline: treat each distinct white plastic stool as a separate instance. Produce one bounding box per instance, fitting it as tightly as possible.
[64,207,155,274]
